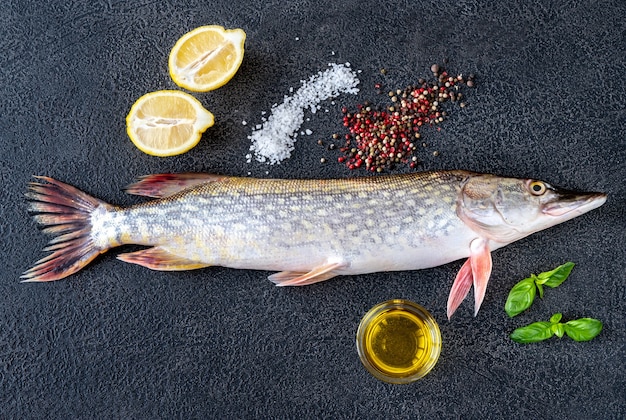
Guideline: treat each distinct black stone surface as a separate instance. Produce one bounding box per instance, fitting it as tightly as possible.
[1,1,625,418]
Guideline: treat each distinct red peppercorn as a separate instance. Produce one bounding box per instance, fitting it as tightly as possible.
[334,65,471,171]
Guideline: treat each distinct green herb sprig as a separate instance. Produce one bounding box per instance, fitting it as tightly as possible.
[510,313,603,344]
[505,262,575,317]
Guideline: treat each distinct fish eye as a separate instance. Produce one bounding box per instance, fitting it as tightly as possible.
[529,181,547,196]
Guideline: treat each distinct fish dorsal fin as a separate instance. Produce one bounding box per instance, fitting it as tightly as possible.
[446,238,493,319]
[125,173,227,198]
[268,262,347,286]
[117,247,210,271]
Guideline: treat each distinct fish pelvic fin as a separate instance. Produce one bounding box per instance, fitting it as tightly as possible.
[22,177,113,282]
[446,238,493,319]
[117,247,210,271]
[268,262,346,286]
[125,173,226,198]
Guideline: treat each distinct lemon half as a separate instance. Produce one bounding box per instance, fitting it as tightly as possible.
[169,25,246,92]
[126,90,214,157]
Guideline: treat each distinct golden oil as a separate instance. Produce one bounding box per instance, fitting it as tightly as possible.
[356,300,441,384]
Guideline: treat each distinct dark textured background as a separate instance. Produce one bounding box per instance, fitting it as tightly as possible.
[1,0,625,418]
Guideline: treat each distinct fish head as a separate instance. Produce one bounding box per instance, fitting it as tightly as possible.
[457,174,607,244]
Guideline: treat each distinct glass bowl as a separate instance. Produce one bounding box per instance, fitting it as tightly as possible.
[356,299,442,384]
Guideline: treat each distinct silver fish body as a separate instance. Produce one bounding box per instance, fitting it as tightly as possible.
[23,171,606,317]
[104,172,472,273]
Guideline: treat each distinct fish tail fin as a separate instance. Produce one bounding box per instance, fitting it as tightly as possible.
[22,176,114,282]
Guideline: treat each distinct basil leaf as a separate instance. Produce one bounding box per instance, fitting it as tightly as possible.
[536,262,575,288]
[564,318,603,342]
[536,282,544,299]
[505,277,537,317]
[510,321,553,344]
[550,313,563,324]
[551,323,565,338]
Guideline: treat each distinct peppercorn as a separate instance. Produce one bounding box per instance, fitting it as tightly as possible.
[334,64,474,172]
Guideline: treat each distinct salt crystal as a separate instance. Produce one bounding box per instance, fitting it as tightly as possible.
[247,63,360,165]
[305,129,313,135]
[242,120,247,126]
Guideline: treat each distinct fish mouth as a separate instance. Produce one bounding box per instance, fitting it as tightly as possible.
[542,191,607,218]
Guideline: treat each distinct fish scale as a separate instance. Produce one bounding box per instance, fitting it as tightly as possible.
[22,171,606,318]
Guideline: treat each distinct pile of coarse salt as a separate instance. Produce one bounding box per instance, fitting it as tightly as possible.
[246,63,360,165]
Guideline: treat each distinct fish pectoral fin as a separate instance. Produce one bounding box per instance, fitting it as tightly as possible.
[117,247,210,271]
[447,258,473,319]
[470,238,492,317]
[446,238,492,319]
[268,262,346,286]
[125,173,226,198]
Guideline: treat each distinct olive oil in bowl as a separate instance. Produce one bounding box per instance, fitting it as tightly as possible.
[356,300,441,383]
